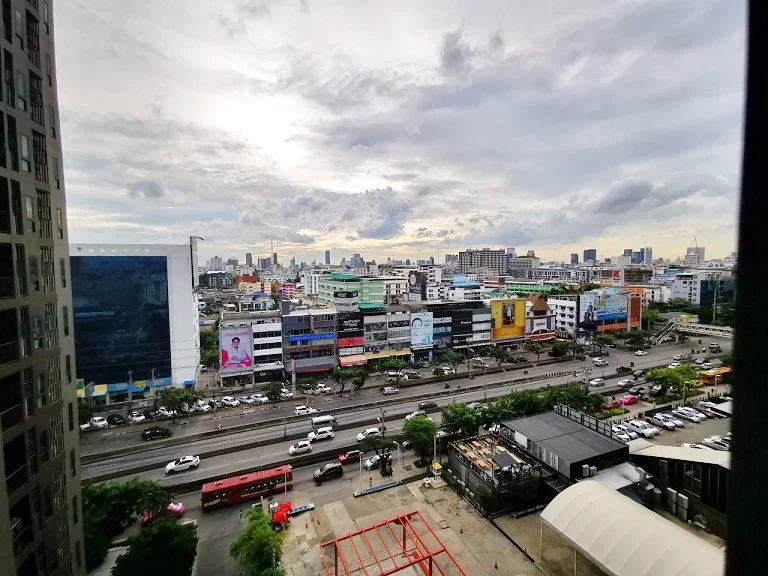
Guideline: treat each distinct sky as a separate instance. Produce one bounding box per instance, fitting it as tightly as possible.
[56,0,745,265]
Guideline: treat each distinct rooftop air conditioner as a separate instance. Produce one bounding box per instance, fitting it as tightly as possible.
[589,466,597,476]
[582,464,590,478]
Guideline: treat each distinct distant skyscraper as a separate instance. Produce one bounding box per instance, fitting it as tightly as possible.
[643,247,653,264]
[428,256,435,265]
[506,247,516,257]
[227,257,238,267]
[583,249,597,263]
[245,252,253,266]
[325,250,331,265]
[570,253,579,264]
[631,251,642,264]
[272,252,278,266]
[623,249,633,257]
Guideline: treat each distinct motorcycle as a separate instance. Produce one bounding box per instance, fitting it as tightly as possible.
[630,361,635,368]
[523,369,529,374]
[444,382,450,389]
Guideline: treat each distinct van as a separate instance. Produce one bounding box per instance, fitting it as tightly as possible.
[402,371,422,379]
[311,415,338,428]
[313,462,343,483]
[387,371,406,382]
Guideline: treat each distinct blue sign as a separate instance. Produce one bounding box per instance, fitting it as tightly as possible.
[288,333,334,343]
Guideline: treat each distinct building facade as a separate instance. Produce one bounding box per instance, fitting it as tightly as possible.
[458,248,505,275]
[282,309,336,374]
[0,1,85,573]
[220,310,283,381]
[583,249,597,263]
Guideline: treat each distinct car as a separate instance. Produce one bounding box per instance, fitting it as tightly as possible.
[141,426,172,440]
[364,454,382,470]
[632,369,644,379]
[357,427,383,442]
[280,388,294,400]
[694,357,707,365]
[617,379,634,388]
[382,386,399,395]
[701,439,729,451]
[142,409,157,420]
[89,416,109,430]
[155,407,177,419]
[634,350,648,356]
[486,423,500,434]
[466,401,485,410]
[199,364,208,372]
[402,371,422,379]
[239,396,256,406]
[593,359,608,367]
[288,440,313,455]
[295,405,319,416]
[618,395,638,406]
[307,427,335,442]
[106,414,127,426]
[246,393,268,404]
[613,424,638,439]
[667,362,681,369]
[470,359,489,369]
[178,517,198,527]
[701,362,714,370]
[671,408,704,423]
[142,502,186,526]
[612,430,631,442]
[696,401,721,411]
[338,450,363,464]
[405,410,427,421]
[165,455,201,473]
[616,366,632,374]
[681,443,716,450]
[673,354,684,361]
[418,401,438,411]
[650,384,664,395]
[629,385,649,395]
[313,384,332,395]
[440,366,456,375]
[626,420,658,438]
[602,400,621,410]
[678,406,707,420]
[313,462,344,483]
[128,411,146,423]
[189,401,211,413]
[221,396,240,407]
[646,414,676,431]
[588,378,605,387]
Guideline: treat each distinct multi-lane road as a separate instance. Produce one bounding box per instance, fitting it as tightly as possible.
[83,339,730,484]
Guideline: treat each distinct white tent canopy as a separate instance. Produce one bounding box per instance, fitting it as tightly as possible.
[540,481,725,576]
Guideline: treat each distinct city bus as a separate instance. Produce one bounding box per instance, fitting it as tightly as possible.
[201,465,293,512]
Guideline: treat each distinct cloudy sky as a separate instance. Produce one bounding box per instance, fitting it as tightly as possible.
[56,0,745,264]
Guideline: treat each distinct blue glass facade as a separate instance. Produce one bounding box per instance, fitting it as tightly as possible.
[70,256,171,386]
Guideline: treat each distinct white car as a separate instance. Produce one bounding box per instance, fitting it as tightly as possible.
[588,378,605,387]
[250,393,270,404]
[382,386,399,395]
[165,455,200,474]
[199,364,208,372]
[127,411,146,423]
[295,405,319,416]
[659,412,685,427]
[679,406,707,420]
[617,379,634,388]
[364,454,382,471]
[634,350,648,356]
[671,408,704,423]
[357,427,383,442]
[307,427,334,442]
[701,362,713,370]
[156,407,178,419]
[189,402,211,413]
[626,420,659,438]
[239,396,256,406]
[673,354,684,361]
[681,443,716,450]
[613,424,638,439]
[90,416,109,429]
[441,366,456,375]
[221,396,240,407]
[646,414,676,431]
[280,388,294,399]
[288,440,313,456]
[612,430,631,442]
[405,410,427,421]
[667,362,681,369]
[313,384,332,395]
[592,358,608,367]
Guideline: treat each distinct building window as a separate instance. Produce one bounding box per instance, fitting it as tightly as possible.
[19,305,31,357]
[56,207,62,237]
[10,181,21,233]
[15,244,27,296]
[49,105,55,138]
[1,0,10,42]
[59,257,66,287]
[68,402,73,431]
[62,305,68,336]
[24,194,34,232]
[0,177,8,234]
[65,354,71,383]
[20,133,30,172]
[40,246,53,293]
[29,72,43,124]
[72,495,78,524]
[32,131,47,182]
[28,253,39,292]
[14,9,23,49]
[36,188,50,237]
[43,1,49,34]
[44,52,50,85]
[0,114,5,168]
[69,448,76,477]
[26,10,40,67]
[44,301,58,348]
[3,50,13,105]
[0,243,11,298]
[15,70,26,110]
[6,111,18,171]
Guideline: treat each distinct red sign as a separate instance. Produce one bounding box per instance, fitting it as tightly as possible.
[338,336,365,348]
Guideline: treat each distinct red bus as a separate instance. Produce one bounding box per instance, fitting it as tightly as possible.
[201,465,293,512]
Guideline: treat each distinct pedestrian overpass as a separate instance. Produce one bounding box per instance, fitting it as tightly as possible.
[651,320,734,345]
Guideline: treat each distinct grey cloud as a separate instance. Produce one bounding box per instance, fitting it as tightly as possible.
[488,32,505,54]
[127,179,164,198]
[439,30,474,76]
[240,1,275,19]
[415,228,433,238]
[383,173,419,182]
[283,230,315,244]
[345,235,357,242]
[219,13,246,38]
[356,188,412,240]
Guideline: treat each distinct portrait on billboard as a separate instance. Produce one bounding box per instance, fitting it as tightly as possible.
[220,326,253,373]
[503,303,515,326]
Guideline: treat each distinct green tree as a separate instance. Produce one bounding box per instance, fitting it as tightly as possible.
[265,381,283,404]
[594,334,615,347]
[526,341,542,361]
[230,507,286,576]
[440,350,464,372]
[642,308,662,332]
[645,365,699,395]
[270,293,281,309]
[158,387,203,422]
[551,342,570,358]
[488,345,509,368]
[78,398,98,425]
[403,416,438,464]
[582,283,601,292]
[380,358,408,372]
[351,368,368,394]
[331,366,359,395]
[113,517,198,576]
[199,328,219,368]
[441,403,479,438]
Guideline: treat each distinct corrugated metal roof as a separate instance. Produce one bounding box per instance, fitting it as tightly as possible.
[577,461,650,490]
[632,444,731,469]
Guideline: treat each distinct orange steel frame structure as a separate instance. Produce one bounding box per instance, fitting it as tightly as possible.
[319,510,467,576]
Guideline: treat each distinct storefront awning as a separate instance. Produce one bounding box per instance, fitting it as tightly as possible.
[77,384,108,398]
[339,354,368,367]
[364,348,412,360]
[183,380,196,387]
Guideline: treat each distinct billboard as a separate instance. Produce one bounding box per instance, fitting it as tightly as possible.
[219,326,254,374]
[611,269,624,286]
[491,300,525,339]
[338,312,364,337]
[580,291,628,325]
[408,271,427,301]
[410,312,434,349]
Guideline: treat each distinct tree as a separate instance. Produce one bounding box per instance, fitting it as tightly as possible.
[230,507,286,576]
[551,342,570,358]
[351,368,368,394]
[642,308,662,332]
[331,367,358,395]
[265,381,283,404]
[594,334,615,347]
[199,328,219,368]
[380,358,408,372]
[440,350,464,372]
[645,365,699,395]
[113,517,198,576]
[582,283,601,292]
[403,416,438,465]
[432,366,445,380]
[158,387,203,422]
[526,341,542,361]
[441,403,479,438]
[488,346,509,368]
[270,293,281,309]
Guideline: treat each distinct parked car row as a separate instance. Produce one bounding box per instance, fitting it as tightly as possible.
[682,433,731,451]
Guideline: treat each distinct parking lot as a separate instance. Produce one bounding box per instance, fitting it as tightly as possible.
[650,412,731,447]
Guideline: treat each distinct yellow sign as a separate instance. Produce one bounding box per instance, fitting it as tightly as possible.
[491,299,525,340]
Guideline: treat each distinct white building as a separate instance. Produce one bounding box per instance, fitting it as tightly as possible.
[381,276,408,301]
[446,282,483,301]
[221,310,284,378]
[548,296,578,337]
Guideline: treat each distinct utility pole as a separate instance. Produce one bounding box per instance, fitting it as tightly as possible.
[127,370,133,414]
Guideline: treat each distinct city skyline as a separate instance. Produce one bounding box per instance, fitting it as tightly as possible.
[56,1,741,264]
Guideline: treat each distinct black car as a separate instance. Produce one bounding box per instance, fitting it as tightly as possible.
[141,426,172,440]
[106,414,127,426]
[313,462,343,483]
[616,366,633,374]
[141,410,157,420]
[418,401,438,411]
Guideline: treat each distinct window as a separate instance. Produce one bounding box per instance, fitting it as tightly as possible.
[40,245,53,293]
[11,181,21,233]
[6,113,18,171]
[0,113,5,168]
[13,9,22,49]
[69,448,76,477]
[67,402,73,431]
[0,242,11,298]
[24,195,34,232]
[26,11,39,67]
[59,257,65,287]
[18,306,30,358]
[49,105,55,138]
[0,177,8,233]
[44,302,57,348]
[72,496,78,524]
[15,244,26,296]
[20,133,30,172]
[44,52,50,85]
[28,254,39,292]
[43,1,49,34]
[65,354,71,383]
[29,72,43,124]
[52,156,60,189]
[56,207,62,237]
[36,188,50,237]
[62,305,68,336]
[1,0,10,42]
[32,131,47,182]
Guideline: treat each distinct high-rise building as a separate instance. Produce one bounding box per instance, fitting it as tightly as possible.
[458,248,505,275]
[324,250,331,265]
[444,254,458,262]
[623,249,633,257]
[570,253,579,265]
[643,247,653,264]
[0,2,84,572]
[272,252,278,266]
[684,246,706,268]
[583,249,597,263]
[245,252,253,266]
[631,251,642,264]
[226,257,238,267]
